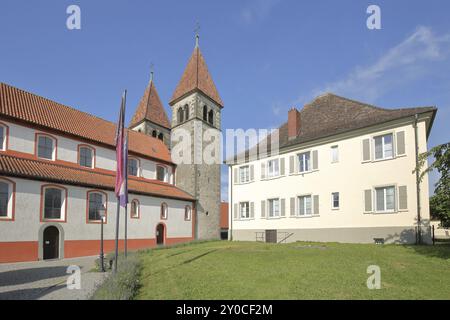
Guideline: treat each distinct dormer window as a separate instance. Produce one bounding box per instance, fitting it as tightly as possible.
[156,165,168,182]
[78,145,94,168]
[36,134,56,160]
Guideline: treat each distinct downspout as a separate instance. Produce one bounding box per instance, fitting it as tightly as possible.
[414,114,422,244]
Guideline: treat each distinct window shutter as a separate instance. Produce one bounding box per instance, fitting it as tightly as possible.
[280,158,285,175]
[289,156,294,174]
[312,150,318,170]
[261,163,266,180]
[261,200,266,218]
[313,195,319,215]
[396,131,406,156]
[250,202,255,218]
[364,189,372,212]
[398,186,408,210]
[290,197,296,216]
[250,165,254,181]
[234,168,238,184]
[362,139,371,162]
[280,199,286,217]
[234,203,238,220]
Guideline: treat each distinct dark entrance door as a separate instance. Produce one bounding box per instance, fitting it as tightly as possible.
[265,230,277,243]
[43,226,59,260]
[156,224,165,245]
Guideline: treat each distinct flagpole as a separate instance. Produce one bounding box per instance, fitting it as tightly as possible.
[114,200,120,273]
[124,205,128,258]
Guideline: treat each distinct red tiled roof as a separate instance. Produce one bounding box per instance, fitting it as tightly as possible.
[129,80,171,129]
[170,47,223,107]
[0,82,173,164]
[220,202,228,229]
[0,154,194,201]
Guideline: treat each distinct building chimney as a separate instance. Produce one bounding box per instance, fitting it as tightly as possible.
[288,108,300,140]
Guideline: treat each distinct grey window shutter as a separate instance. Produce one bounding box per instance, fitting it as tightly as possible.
[313,195,319,215]
[234,203,238,220]
[398,186,407,210]
[280,199,286,217]
[289,156,294,174]
[280,158,285,175]
[234,168,238,184]
[312,150,318,170]
[362,139,371,162]
[396,131,406,156]
[364,189,372,212]
[261,200,266,218]
[250,165,254,181]
[290,197,296,216]
[261,162,266,179]
[250,202,255,218]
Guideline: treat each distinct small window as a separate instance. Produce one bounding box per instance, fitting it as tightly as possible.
[152,130,157,138]
[331,146,339,163]
[239,166,250,183]
[203,105,208,121]
[298,152,310,173]
[177,108,184,124]
[298,195,312,216]
[131,199,139,219]
[43,186,65,221]
[37,134,56,160]
[128,158,139,177]
[375,186,395,213]
[208,110,214,125]
[0,124,8,151]
[331,192,340,209]
[374,134,393,160]
[88,191,106,222]
[79,146,94,168]
[161,203,168,220]
[0,178,14,220]
[239,202,250,219]
[185,205,192,221]
[267,159,279,178]
[156,165,168,182]
[184,105,189,121]
[158,133,164,141]
[268,198,280,218]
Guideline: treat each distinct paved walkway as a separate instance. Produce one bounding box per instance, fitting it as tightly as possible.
[0,256,109,300]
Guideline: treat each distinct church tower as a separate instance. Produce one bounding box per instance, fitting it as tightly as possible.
[170,35,222,240]
[129,72,171,147]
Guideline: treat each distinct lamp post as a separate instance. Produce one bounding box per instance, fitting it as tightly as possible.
[98,205,106,272]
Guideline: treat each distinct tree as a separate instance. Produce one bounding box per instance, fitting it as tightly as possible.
[416,142,450,227]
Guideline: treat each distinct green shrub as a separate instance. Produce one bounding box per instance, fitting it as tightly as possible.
[91,253,142,300]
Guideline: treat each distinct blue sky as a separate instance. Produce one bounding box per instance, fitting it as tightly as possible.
[1,0,449,201]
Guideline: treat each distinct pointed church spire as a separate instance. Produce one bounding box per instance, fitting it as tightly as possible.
[170,38,223,107]
[129,71,171,129]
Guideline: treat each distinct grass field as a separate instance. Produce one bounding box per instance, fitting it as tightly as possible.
[136,241,450,300]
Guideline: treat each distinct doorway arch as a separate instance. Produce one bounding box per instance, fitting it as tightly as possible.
[156,223,165,245]
[38,223,64,260]
[43,226,60,260]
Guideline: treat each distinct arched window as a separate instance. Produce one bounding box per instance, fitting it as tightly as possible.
[158,133,164,141]
[78,145,95,168]
[0,177,15,221]
[203,105,208,121]
[156,165,168,182]
[185,205,192,221]
[87,190,107,223]
[130,199,140,219]
[152,130,157,138]
[177,108,184,124]
[36,133,57,160]
[128,157,140,177]
[160,202,168,220]
[184,105,189,121]
[208,110,214,125]
[41,185,67,222]
[0,123,9,151]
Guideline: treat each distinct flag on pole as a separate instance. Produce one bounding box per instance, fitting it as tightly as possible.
[120,131,129,207]
[115,90,127,201]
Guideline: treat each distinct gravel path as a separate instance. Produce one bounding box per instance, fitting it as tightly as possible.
[0,256,109,300]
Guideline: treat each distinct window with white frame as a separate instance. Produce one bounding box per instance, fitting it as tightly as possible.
[331,192,340,209]
[374,134,393,160]
[185,205,192,221]
[43,187,65,220]
[331,145,339,163]
[298,152,311,173]
[161,203,168,219]
[131,199,139,218]
[239,166,250,183]
[0,124,7,151]
[156,165,168,182]
[298,195,312,216]
[268,198,280,218]
[128,158,139,177]
[375,186,395,212]
[37,135,56,160]
[267,159,279,178]
[79,146,94,168]
[239,202,250,219]
[0,179,14,219]
[88,192,106,222]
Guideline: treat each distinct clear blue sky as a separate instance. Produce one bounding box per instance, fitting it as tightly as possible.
[1,0,449,201]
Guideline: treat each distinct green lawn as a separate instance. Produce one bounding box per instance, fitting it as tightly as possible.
[136,241,450,300]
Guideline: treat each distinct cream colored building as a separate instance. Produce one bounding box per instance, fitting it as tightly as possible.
[227,94,437,244]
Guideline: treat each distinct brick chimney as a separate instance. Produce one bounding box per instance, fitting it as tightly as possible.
[288,108,300,140]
